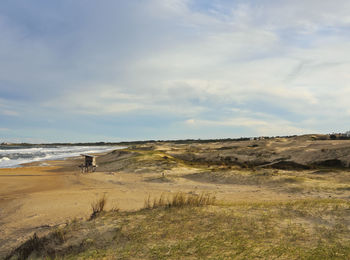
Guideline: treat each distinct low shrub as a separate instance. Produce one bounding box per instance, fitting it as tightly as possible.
[90,194,107,219]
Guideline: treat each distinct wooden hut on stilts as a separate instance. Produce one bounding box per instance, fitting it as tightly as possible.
[79,154,97,173]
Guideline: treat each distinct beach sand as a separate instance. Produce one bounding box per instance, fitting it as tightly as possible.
[0,150,314,258]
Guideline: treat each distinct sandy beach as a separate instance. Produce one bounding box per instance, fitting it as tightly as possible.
[2,138,350,258]
[0,155,294,257]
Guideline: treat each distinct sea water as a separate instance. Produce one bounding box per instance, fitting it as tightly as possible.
[0,145,121,168]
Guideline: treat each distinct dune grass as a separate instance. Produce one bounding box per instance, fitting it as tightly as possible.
[90,194,107,220]
[65,198,350,259]
[7,197,350,259]
[144,192,216,209]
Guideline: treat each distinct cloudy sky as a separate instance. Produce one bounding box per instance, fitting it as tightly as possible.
[1,0,350,142]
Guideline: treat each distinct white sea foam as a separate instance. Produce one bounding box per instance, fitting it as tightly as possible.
[0,146,122,168]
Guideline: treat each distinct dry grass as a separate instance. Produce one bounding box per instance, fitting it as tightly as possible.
[7,233,41,260]
[144,192,216,209]
[90,194,107,220]
[183,167,350,195]
[7,198,350,259]
[110,204,120,212]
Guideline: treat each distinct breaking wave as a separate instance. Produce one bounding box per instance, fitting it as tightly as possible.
[0,145,121,168]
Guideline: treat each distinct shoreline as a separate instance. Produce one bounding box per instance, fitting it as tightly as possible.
[0,145,122,169]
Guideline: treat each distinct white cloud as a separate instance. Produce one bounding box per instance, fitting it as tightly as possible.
[1,110,19,116]
[0,98,20,117]
[184,117,314,136]
[43,84,207,117]
[223,1,350,32]
[1,0,350,140]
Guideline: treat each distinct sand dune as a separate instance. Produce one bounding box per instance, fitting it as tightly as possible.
[2,136,350,258]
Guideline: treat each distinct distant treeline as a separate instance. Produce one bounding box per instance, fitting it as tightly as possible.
[329,133,350,140]
[3,133,350,147]
[10,135,298,146]
[1,137,291,147]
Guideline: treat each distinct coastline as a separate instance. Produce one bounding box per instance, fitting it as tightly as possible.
[0,145,121,169]
[3,138,350,258]
[0,154,118,257]
[0,151,161,257]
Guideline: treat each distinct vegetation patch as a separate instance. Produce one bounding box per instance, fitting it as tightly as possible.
[7,198,350,259]
[90,194,107,220]
[143,192,216,209]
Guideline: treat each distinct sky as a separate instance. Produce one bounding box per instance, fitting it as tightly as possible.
[1,0,350,143]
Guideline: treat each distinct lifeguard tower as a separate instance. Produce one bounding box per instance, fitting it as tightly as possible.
[79,154,97,173]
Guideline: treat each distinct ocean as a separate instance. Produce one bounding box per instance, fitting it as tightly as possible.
[0,145,121,168]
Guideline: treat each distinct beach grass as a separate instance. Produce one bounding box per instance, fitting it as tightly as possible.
[7,197,350,259]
